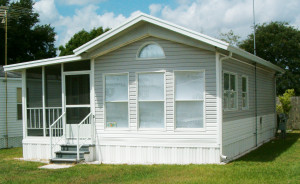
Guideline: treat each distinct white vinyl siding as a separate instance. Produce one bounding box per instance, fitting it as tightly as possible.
[223,72,237,110]
[104,74,129,128]
[138,72,165,128]
[175,71,205,128]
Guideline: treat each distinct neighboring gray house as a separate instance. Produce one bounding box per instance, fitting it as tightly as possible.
[0,66,23,149]
[4,14,284,164]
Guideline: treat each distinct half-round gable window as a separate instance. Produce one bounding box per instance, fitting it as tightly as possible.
[137,42,165,59]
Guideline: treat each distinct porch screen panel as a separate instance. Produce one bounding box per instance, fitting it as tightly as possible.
[45,64,62,136]
[138,73,164,128]
[105,74,128,128]
[175,71,204,128]
[26,67,44,136]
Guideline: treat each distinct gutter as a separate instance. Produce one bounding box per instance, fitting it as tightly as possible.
[218,52,233,161]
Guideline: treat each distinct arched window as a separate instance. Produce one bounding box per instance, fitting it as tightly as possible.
[137,42,165,59]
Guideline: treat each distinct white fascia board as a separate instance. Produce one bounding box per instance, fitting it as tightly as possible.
[4,55,82,71]
[73,13,230,55]
[228,46,285,73]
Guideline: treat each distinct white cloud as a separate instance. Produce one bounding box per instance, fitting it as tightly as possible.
[151,0,300,39]
[33,0,59,23]
[149,4,162,16]
[61,0,106,5]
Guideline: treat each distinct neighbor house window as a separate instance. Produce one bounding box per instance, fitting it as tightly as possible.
[175,71,205,128]
[17,88,22,120]
[138,72,164,128]
[242,76,248,109]
[223,72,237,110]
[105,74,128,128]
[137,42,165,59]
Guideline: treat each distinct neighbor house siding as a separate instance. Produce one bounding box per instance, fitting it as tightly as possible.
[222,59,276,159]
[0,78,23,148]
[94,37,219,164]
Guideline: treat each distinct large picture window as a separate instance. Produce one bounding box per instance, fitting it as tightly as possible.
[105,74,128,128]
[223,72,237,110]
[138,73,164,128]
[175,71,205,128]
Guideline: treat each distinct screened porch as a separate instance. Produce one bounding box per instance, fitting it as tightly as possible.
[23,60,94,142]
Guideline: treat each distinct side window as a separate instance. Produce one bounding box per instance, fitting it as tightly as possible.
[17,88,22,120]
[105,74,129,128]
[242,76,248,109]
[223,72,237,110]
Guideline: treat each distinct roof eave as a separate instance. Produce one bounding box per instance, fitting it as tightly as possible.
[3,55,82,71]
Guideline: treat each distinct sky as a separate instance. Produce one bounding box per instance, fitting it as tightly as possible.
[31,0,300,50]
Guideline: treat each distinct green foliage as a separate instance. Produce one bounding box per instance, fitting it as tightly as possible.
[276,89,295,114]
[59,27,110,56]
[239,22,300,95]
[219,30,241,46]
[0,0,56,65]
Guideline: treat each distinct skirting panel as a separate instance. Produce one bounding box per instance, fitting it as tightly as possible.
[0,136,23,149]
[97,145,220,164]
[23,143,60,161]
[223,135,256,159]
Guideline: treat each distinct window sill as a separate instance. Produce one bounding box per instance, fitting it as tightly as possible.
[175,128,206,132]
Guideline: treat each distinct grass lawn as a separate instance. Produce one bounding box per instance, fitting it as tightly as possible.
[0,132,299,184]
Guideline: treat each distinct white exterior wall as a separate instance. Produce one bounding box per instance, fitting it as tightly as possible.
[222,59,276,159]
[0,78,23,149]
[94,36,220,164]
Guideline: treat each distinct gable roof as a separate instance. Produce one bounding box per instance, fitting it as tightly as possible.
[4,13,284,73]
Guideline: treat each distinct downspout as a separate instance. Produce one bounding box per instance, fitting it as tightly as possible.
[255,63,257,147]
[218,52,232,161]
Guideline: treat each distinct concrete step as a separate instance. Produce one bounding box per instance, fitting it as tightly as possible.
[50,158,83,164]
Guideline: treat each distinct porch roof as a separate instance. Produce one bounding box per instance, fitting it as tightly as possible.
[4,13,285,73]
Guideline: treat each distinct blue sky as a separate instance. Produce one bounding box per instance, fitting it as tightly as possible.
[32,0,300,52]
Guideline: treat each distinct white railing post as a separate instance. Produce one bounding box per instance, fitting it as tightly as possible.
[49,112,65,160]
[77,124,80,161]
[50,127,53,159]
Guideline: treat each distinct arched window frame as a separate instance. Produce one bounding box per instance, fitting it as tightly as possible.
[136,42,165,60]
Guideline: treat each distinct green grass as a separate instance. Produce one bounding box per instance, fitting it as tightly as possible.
[0,132,300,184]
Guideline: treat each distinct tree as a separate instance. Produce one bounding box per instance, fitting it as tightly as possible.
[0,0,56,65]
[59,27,110,56]
[239,22,300,95]
[219,30,241,46]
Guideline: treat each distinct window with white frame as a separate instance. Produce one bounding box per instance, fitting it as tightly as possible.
[17,88,22,120]
[137,43,165,59]
[105,74,128,128]
[175,71,205,128]
[242,76,248,109]
[138,73,164,128]
[223,72,237,110]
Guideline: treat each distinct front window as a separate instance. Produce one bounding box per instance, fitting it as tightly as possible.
[138,73,164,128]
[105,74,129,128]
[175,71,205,128]
[137,43,165,59]
[223,72,237,110]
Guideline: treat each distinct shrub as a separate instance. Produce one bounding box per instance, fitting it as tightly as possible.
[276,89,295,115]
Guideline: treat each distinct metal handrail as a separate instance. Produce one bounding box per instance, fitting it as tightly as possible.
[77,112,93,160]
[50,112,65,159]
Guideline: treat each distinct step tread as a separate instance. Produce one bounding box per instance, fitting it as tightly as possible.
[55,151,90,154]
[60,144,95,147]
[50,158,84,163]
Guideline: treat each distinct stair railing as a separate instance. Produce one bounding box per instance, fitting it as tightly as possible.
[77,112,93,160]
[50,112,66,159]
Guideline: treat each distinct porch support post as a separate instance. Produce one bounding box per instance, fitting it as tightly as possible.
[90,59,95,144]
[42,66,46,137]
[22,70,27,138]
[61,64,66,140]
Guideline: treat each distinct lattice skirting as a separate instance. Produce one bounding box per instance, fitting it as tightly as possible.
[0,136,23,149]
